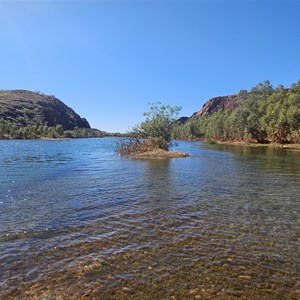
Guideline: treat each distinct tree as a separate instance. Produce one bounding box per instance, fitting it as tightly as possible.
[138,102,181,150]
[137,102,181,150]
[54,124,64,136]
[0,119,6,136]
[118,102,182,156]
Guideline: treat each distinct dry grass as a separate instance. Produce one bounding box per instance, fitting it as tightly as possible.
[116,138,189,159]
[129,148,189,159]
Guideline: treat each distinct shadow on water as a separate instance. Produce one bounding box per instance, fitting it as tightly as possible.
[202,142,300,175]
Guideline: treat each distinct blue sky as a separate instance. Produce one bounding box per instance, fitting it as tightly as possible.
[0,0,299,133]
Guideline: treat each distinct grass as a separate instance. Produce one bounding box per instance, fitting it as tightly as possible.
[117,138,189,159]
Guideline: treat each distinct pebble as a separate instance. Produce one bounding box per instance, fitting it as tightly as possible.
[189,288,199,294]
[238,275,252,280]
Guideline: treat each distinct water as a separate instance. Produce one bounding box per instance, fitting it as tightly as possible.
[0,138,299,299]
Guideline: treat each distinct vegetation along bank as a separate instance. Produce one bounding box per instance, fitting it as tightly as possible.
[172,80,300,145]
[1,80,300,148]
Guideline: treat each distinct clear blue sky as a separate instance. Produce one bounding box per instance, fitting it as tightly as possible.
[0,0,299,133]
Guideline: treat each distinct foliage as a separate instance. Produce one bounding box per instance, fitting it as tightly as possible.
[116,137,159,156]
[0,119,107,139]
[174,80,300,144]
[118,102,181,156]
[172,119,204,140]
[135,102,181,150]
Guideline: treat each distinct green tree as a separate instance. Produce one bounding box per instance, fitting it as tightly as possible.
[42,125,49,136]
[54,124,64,136]
[137,102,181,150]
[0,119,6,136]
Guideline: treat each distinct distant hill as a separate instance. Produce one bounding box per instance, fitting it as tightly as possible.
[0,90,90,130]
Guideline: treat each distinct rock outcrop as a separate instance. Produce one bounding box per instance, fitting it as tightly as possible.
[194,94,238,118]
[0,90,90,130]
[177,94,238,124]
[176,116,190,124]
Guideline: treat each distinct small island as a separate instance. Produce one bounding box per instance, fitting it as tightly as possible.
[117,136,190,159]
[117,102,189,159]
[130,149,189,159]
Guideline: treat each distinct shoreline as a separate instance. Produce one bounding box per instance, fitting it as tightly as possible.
[40,137,71,141]
[211,140,300,151]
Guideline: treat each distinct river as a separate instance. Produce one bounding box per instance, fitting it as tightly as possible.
[0,138,299,299]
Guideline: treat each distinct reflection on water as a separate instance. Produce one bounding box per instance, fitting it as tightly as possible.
[0,138,299,299]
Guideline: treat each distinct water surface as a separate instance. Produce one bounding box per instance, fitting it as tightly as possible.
[0,138,299,299]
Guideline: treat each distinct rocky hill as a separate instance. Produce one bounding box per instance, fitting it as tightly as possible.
[193,94,238,118]
[0,90,90,130]
[177,94,238,125]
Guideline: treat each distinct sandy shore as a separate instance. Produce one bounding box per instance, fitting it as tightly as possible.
[40,137,71,141]
[127,149,190,159]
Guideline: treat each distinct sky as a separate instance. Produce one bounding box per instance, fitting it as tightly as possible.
[0,0,300,133]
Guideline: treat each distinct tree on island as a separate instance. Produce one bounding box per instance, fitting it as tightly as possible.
[137,102,181,150]
[118,102,187,158]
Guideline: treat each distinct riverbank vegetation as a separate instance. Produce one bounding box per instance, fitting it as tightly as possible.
[172,80,300,144]
[0,119,109,139]
[118,102,189,158]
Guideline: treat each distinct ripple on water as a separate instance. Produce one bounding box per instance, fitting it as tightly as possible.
[0,139,299,299]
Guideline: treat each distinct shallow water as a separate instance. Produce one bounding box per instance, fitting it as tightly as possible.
[0,138,299,299]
